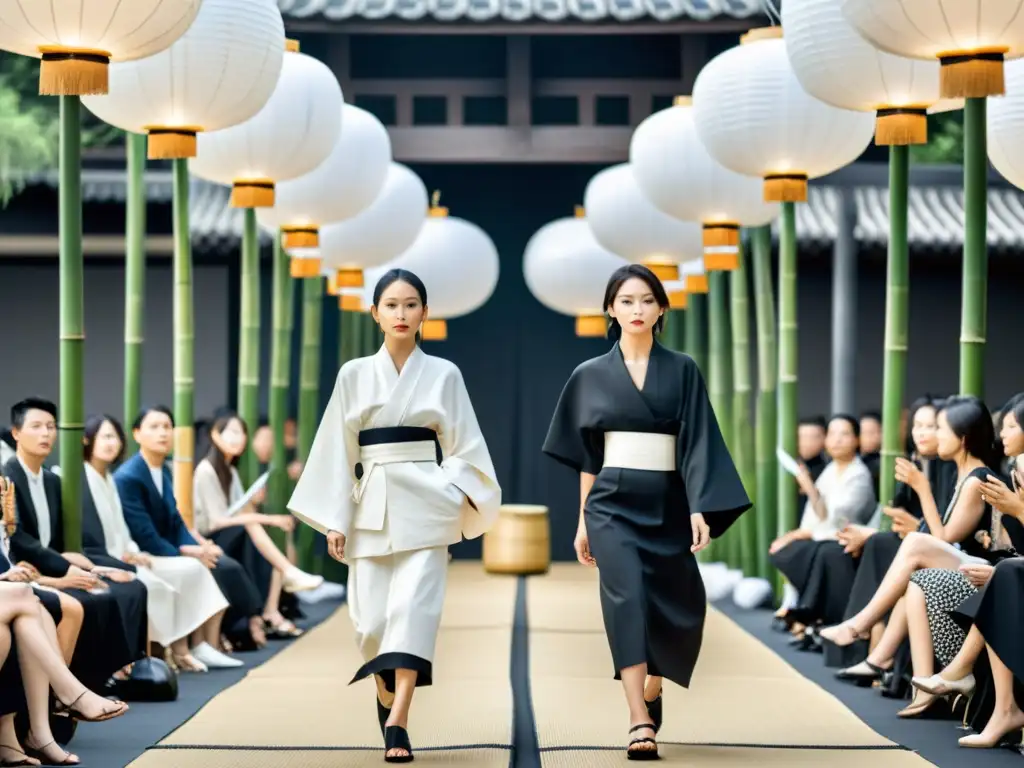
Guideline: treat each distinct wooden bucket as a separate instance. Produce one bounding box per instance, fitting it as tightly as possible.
[482,504,551,575]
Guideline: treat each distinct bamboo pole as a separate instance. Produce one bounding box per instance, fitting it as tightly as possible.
[660,307,683,351]
[123,132,146,457]
[58,96,84,552]
[237,209,261,487]
[777,203,799,538]
[171,158,195,527]
[708,270,735,566]
[879,146,910,529]
[960,97,987,399]
[730,242,757,575]
[751,225,777,581]
[268,231,294,525]
[339,306,360,367]
[296,276,324,572]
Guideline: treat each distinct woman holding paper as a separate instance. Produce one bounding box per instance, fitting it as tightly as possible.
[769,415,877,632]
[80,414,231,672]
[194,412,323,639]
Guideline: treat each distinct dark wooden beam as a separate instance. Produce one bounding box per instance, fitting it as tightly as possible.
[284,19,752,35]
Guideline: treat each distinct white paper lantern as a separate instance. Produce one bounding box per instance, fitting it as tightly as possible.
[82,0,283,160]
[841,0,1024,99]
[584,163,703,280]
[385,208,500,341]
[523,208,628,337]
[987,59,1024,188]
[0,0,202,95]
[784,0,948,146]
[692,27,875,203]
[630,98,779,267]
[255,104,391,260]
[190,41,342,209]
[310,163,429,288]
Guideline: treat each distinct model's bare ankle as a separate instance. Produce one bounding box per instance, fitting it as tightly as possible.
[643,676,662,701]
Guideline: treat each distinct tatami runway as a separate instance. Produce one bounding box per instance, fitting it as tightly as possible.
[127,563,929,767]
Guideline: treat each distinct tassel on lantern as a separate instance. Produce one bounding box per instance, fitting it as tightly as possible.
[282,226,319,249]
[231,179,275,208]
[875,108,928,146]
[39,47,109,96]
[938,50,1006,99]
[763,173,808,203]
[421,319,447,341]
[642,259,679,281]
[290,258,321,279]
[575,315,605,337]
[146,127,200,159]
[703,222,740,271]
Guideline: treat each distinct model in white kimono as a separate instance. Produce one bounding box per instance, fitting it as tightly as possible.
[290,343,501,673]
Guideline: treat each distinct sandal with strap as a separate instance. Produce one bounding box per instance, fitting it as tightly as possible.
[376,696,391,739]
[383,725,414,763]
[54,689,129,723]
[626,723,659,761]
[264,618,304,639]
[0,744,36,767]
[23,739,78,766]
[644,693,663,734]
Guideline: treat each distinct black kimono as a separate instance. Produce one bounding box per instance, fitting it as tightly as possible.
[543,341,751,687]
[1,457,148,692]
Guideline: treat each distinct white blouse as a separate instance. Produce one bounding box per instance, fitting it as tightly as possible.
[85,462,141,558]
[798,457,877,541]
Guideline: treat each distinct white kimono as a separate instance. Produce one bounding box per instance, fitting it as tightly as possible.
[85,463,229,646]
[288,345,501,688]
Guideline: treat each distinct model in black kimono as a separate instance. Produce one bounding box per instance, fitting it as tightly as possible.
[542,264,751,760]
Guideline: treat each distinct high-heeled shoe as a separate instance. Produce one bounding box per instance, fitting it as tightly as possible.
[819,622,870,648]
[384,725,414,763]
[897,693,947,719]
[835,661,888,687]
[912,672,975,698]
[959,726,1024,749]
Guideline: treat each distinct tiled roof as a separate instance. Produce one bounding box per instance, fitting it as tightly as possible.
[278,0,763,22]
[21,168,1024,255]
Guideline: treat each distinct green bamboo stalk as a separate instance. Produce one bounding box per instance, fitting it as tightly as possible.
[363,308,383,352]
[708,270,735,566]
[237,208,261,487]
[268,231,294,526]
[339,306,360,365]
[171,158,195,527]
[960,97,987,399]
[879,146,910,530]
[730,242,757,576]
[660,306,683,350]
[777,203,799,539]
[58,96,83,552]
[296,276,324,573]
[123,132,146,457]
[684,293,708,375]
[752,225,777,581]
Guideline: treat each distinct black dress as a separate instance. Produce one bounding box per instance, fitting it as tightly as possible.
[543,341,751,687]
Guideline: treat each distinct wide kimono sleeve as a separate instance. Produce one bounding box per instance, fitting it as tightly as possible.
[677,358,752,539]
[287,369,360,538]
[541,366,604,475]
[439,365,502,540]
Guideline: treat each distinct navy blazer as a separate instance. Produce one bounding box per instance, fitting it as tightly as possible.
[1,457,71,577]
[114,454,197,558]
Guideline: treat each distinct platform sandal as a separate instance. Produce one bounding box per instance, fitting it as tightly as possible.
[626,723,659,761]
[384,725,414,763]
[644,692,663,733]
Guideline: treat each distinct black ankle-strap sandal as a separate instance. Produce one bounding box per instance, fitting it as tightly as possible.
[645,692,663,733]
[384,725,414,763]
[626,723,659,761]
[376,697,391,739]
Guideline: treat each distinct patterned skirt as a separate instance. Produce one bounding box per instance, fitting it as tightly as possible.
[909,567,978,669]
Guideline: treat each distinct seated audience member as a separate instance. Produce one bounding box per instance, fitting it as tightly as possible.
[770,414,876,636]
[0,580,128,766]
[2,398,148,691]
[116,405,266,653]
[193,412,321,638]
[860,410,883,498]
[80,414,234,672]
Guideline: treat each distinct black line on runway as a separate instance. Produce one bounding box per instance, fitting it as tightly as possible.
[510,575,541,768]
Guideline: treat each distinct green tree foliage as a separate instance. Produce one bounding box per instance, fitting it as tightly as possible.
[912,111,964,165]
[0,52,120,204]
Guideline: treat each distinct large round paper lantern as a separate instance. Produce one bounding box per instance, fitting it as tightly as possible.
[82,0,284,160]
[692,27,875,203]
[841,0,1024,99]
[311,163,429,286]
[523,207,628,337]
[0,0,202,95]
[256,104,391,256]
[784,0,948,145]
[630,97,779,268]
[386,202,500,341]
[190,40,342,209]
[584,163,703,278]
[988,59,1024,188]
